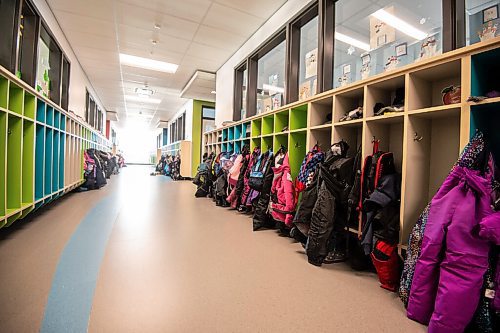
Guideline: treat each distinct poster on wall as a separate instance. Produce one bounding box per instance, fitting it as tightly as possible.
[269,74,279,87]
[305,48,318,79]
[299,81,311,101]
[370,6,396,49]
[271,94,282,110]
[263,97,273,112]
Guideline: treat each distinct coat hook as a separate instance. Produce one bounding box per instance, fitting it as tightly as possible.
[413,132,423,142]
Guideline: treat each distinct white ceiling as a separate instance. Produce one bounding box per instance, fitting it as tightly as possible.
[46,0,288,127]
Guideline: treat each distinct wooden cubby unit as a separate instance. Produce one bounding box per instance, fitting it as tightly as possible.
[365,75,405,118]
[334,87,364,123]
[310,97,333,127]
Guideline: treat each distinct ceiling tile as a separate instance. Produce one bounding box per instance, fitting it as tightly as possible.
[118,0,212,22]
[47,0,114,20]
[214,0,286,19]
[202,3,264,37]
[53,10,115,38]
[193,25,247,51]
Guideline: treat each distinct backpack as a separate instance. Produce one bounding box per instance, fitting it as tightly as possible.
[248,150,274,191]
[295,144,325,193]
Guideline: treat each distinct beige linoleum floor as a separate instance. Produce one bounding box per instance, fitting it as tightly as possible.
[0,166,425,332]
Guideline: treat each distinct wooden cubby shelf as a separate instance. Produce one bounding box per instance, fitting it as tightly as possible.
[0,66,111,228]
[204,39,500,253]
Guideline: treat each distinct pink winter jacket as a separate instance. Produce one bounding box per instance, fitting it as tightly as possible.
[479,211,500,312]
[270,153,296,226]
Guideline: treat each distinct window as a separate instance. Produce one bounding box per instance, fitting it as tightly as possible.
[38,25,62,104]
[233,64,247,121]
[256,38,286,114]
[334,0,442,88]
[298,16,319,101]
[17,0,40,87]
[85,89,103,132]
[169,112,186,143]
[0,0,21,72]
[466,0,500,45]
[202,106,216,134]
[61,56,70,110]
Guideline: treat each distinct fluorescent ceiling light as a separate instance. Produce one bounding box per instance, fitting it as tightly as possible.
[371,9,427,40]
[263,84,285,94]
[119,53,178,73]
[335,32,370,51]
[125,95,161,104]
[211,91,216,94]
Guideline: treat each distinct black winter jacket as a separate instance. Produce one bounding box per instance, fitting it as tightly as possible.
[253,156,275,231]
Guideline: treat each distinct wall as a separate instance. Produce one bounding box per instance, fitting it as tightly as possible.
[33,0,106,120]
[215,0,315,127]
[192,100,215,176]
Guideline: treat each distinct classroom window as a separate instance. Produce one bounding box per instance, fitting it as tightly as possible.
[256,39,286,114]
[466,0,500,45]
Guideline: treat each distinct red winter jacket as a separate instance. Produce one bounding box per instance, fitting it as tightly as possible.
[270,153,296,226]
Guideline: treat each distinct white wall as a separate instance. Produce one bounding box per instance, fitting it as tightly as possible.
[215,0,315,127]
[33,0,106,120]
[168,99,194,143]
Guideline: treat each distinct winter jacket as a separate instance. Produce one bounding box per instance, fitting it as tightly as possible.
[270,153,296,226]
[295,145,325,193]
[239,148,261,211]
[306,148,355,266]
[253,151,275,231]
[478,212,500,312]
[407,166,495,333]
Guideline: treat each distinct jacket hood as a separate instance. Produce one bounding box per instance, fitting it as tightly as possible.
[273,152,290,173]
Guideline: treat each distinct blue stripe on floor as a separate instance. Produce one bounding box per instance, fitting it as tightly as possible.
[40,194,121,333]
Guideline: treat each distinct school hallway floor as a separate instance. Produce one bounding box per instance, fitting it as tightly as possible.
[0,165,425,333]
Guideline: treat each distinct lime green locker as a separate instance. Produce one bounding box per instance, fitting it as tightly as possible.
[0,111,6,217]
[7,115,22,213]
[22,120,35,207]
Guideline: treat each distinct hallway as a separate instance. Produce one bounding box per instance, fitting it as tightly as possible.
[0,166,425,333]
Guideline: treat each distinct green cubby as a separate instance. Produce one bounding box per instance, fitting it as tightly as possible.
[8,83,24,115]
[36,100,46,122]
[44,128,53,196]
[274,133,288,152]
[35,124,45,201]
[54,110,61,129]
[289,131,307,179]
[24,92,36,119]
[46,106,54,126]
[52,131,60,192]
[261,135,273,152]
[59,133,65,189]
[6,213,22,227]
[251,137,260,150]
[0,77,8,109]
[290,105,308,130]
[0,112,6,216]
[274,110,289,133]
[251,119,262,137]
[262,115,274,135]
[22,120,35,206]
[7,115,22,212]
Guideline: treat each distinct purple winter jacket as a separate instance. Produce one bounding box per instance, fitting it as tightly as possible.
[478,212,500,312]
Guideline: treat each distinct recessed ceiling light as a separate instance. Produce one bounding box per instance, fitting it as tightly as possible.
[211,90,216,94]
[119,53,178,73]
[152,40,158,45]
[125,95,161,104]
[372,9,427,40]
[135,87,154,97]
[154,24,161,30]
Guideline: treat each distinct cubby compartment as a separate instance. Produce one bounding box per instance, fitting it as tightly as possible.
[261,135,273,152]
[309,126,332,150]
[8,83,24,115]
[35,124,45,200]
[274,110,289,133]
[274,133,288,152]
[22,121,35,206]
[227,142,234,153]
[251,119,262,137]
[46,106,54,126]
[222,128,228,142]
[408,60,461,111]
[310,97,333,127]
[36,100,46,122]
[243,122,250,138]
[60,114,66,131]
[0,112,6,216]
[262,115,274,135]
[471,102,500,165]
[366,75,405,118]
[234,125,242,140]
[59,133,65,190]
[365,117,404,173]
[471,48,500,98]
[7,115,22,212]
[334,87,364,123]
[24,92,36,119]
[289,131,307,178]
[228,127,234,141]
[403,108,461,245]
[251,137,260,150]
[234,140,241,154]
[54,110,61,129]
[0,77,8,109]
[290,105,308,130]
[52,131,60,192]
[333,122,363,158]
[44,128,53,196]
[242,139,250,151]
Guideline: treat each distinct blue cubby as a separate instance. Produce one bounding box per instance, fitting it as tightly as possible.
[228,127,234,141]
[242,122,250,138]
[54,110,60,129]
[234,125,242,140]
[60,115,66,131]
[36,100,45,122]
[471,102,500,165]
[35,124,45,200]
[46,106,54,126]
[471,48,500,97]
[59,133,65,189]
[52,131,60,192]
[235,141,241,154]
[222,128,228,141]
[44,128,53,195]
[221,143,227,152]
[228,142,234,152]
